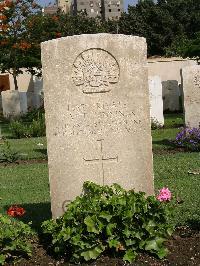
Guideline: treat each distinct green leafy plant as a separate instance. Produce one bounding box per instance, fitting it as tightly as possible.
[0,140,20,163]
[42,182,174,263]
[21,107,45,123]
[0,214,34,265]
[9,113,46,138]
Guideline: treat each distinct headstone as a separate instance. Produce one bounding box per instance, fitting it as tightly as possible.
[27,76,43,110]
[162,80,180,111]
[33,76,43,95]
[148,76,164,126]
[42,34,154,218]
[181,65,200,128]
[19,92,28,114]
[1,90,21,118]
[33,76,44,108]
[0,95,2,112]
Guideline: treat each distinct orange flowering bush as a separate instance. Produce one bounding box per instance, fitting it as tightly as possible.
[0,14,7,20]
[0,0,42,90]
[12,41,31,50]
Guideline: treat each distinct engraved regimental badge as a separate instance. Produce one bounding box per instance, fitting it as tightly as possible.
[72,49,119,94]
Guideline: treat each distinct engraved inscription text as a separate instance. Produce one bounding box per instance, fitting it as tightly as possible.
[53,101,142,137]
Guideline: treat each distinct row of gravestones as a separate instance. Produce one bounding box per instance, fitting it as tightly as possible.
[0,71,193,125]
[149,65,200,128]
[41,34,200,218]
[0,77,43,118]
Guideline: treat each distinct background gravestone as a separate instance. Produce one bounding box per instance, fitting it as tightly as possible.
[19,92,28,114]
[42,34,154,218]
[1,90,21,118]
[182,65,200,127]
[27,77,43,110]
[162,80,180,111]
[148,76,164,126]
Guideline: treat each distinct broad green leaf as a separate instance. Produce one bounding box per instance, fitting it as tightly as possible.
[123,249,137,263]
[125,239,136,246]
[108,239,120,248]
[143,220,156,233]
[81,245,105,261]
[0,254,6,265]
[106,223,117,236]
[62,227,71,241]
[99,212,112,222]
[167,227,174,236]
[84,216,99,234]
[145,237,165,252]
[157,247,168,259]
[123,227,131,238]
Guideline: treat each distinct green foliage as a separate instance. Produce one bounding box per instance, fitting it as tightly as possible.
[0,140,20,163]
[9,113,46,138]
[42,182,174,263]
[0,214,34,265]
[20,107,45,123]
[119,0,200,56]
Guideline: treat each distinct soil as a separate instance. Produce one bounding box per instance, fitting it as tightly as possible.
[153,147,187,155]
[6,227,200,266]
[0,159,48,167]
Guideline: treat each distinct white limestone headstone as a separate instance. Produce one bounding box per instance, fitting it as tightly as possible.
[19,92,28,114]
[42,34,154,218]
[1,90,21,118]
[33,76,44,108]
[148,76,164,126]
[182,65,200,128]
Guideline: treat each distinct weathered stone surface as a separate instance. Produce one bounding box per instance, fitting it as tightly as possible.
[162,80,180,111]
[33,76,44,108]
[19,92,28,114]
[42,34,154,218]
[148,76,164,126]
[182,65,200,128]
[1,90,21,118]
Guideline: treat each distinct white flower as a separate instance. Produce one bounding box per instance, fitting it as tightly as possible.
[37,143,44,146]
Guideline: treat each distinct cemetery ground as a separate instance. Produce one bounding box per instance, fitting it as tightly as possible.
[0,114,200,265]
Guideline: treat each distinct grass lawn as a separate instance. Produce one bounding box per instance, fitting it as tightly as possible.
[0,163,50,229]
[0,113,199,231]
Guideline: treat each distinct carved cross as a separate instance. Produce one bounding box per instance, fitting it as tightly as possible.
[83,139,118,184]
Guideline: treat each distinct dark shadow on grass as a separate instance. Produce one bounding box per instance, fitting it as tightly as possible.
[3,202,51,232]
[152,139,177,148]
[186,219,200,231]
[163,122,184,129]
[34,148,48,157]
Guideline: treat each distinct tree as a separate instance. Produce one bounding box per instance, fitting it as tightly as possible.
[0,0,42,90]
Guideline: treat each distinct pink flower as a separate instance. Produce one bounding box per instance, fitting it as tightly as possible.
[157,187,172,202]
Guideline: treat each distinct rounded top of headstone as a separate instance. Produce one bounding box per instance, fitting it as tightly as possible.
[41,33,146,46]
